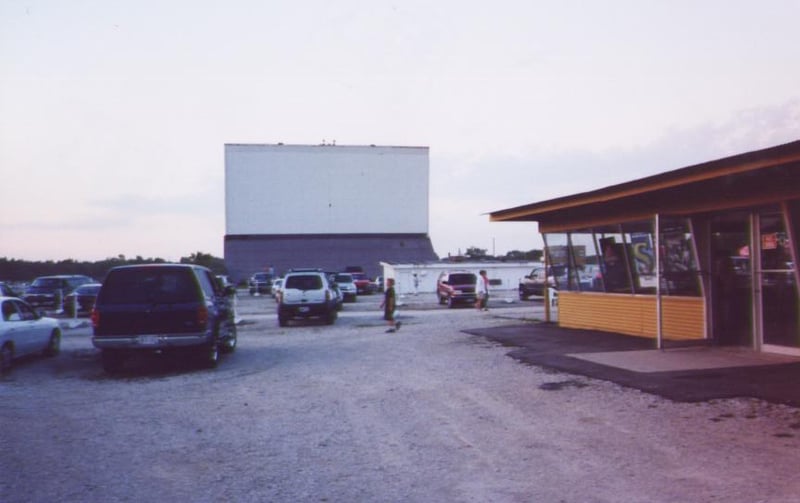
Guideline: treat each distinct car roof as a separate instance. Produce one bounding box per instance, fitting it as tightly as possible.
[34,274,92,279]
[0,295,26,302]
[109,263,207,271]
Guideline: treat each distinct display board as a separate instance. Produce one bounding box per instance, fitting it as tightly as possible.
[225,144,429,235]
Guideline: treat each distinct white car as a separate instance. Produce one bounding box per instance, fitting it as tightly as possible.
[271,278,283,300]
[277,269,338,326]
[0,296,61,373]
[333,273,358,302]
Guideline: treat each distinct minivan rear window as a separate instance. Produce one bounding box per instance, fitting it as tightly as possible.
[449,273,476,284]
[100,268,198,304]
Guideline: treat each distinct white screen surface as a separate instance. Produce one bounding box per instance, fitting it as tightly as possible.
[225,144,429,235]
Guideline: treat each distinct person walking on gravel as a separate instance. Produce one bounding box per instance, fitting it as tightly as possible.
[476,269,490,311]
[380,278,401,333]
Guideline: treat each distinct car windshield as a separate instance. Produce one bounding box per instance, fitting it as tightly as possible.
[76,284,102,295]
[285,275,323,290]
[100,268,197,304]
[335,274,353,282]
[448,273,476,284]
[253,273,270,281]
[75,285,100,295]
[31,278,63,288]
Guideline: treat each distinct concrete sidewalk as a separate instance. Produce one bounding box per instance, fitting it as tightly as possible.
[464,322,800,407]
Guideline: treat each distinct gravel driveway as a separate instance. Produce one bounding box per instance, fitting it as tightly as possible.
[2,292,799,502]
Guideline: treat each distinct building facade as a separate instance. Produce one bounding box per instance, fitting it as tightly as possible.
[490,140,800,355]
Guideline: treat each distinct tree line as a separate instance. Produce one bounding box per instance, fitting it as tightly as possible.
[1,247,541,283]
[0,252,226,283]
[460,246,543,262]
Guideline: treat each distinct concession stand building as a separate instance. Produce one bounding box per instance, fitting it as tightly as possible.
[490,140,800,356]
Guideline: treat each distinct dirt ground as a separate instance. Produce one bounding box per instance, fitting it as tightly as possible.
[2,292,799,502]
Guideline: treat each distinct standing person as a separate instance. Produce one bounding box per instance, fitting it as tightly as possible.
[380,278,401,333]
[475,270,490,311]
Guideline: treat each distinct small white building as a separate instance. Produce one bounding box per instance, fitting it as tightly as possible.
[380,261,540,296]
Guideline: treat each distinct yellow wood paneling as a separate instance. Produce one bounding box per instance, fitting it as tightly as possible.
[661,296,706,340]
[558,292,705,340]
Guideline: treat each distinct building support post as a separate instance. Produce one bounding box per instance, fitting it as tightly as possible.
[543,235,551,323]
[655,213,663,350]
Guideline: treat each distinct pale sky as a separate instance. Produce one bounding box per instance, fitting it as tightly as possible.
[2,0,799,262]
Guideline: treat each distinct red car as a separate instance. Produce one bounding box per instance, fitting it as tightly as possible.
[350,272,374,295]
[436,271,477,308]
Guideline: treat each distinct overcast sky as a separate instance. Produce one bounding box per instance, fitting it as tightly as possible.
[2,1,799,262]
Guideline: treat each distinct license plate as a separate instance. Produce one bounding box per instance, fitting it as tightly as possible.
[137,335,159,345]
[298,306,310,313]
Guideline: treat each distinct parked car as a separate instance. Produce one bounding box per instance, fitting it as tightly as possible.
[333,273,358,302]
[350,272,374,295]
[271,278,283,300]
[326,273,345,311]
[248,272,272,295]
[91,264,237,373]
[0,282,21,297]
[579,264,603,291]
[278,269,338,326]
[62,282,102,317]
[437,271,478,308]
[0,297,61,373]
[373,276,384,292]
[23,275,94,309]
[518,265,565,299]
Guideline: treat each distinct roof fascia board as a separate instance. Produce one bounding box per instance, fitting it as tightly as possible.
[491,141,800,222]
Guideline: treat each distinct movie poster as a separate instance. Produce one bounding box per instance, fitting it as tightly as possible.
[630,233,657,289]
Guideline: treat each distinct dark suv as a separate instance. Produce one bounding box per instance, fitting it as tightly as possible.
[91,264,237,373]
[518,265,566,299]
[436,271,477,308]
[248,272,272,295]
[23,275,94,309]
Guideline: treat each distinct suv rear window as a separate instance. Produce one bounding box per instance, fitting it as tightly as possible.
[100,268,198,304]
[448,273,476,284]
[285,275,323,290]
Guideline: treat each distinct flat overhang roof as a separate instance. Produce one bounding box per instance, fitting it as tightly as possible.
[490,139,800,232]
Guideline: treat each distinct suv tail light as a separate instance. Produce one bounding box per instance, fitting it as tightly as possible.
[325,290,331,302]
[91,308,100,328]
[196,306,209,328]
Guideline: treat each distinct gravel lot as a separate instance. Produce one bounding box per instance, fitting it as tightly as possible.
[2,292,800,502]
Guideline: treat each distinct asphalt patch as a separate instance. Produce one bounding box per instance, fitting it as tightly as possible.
[464,322,800,407]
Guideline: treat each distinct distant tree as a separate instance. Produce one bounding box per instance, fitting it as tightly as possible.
[504,250,527,260]
[465,246,488,259]
[0,252,224,282]
[180,251,227,275]
[504,249,543,261]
